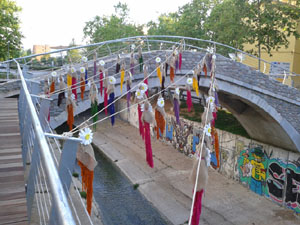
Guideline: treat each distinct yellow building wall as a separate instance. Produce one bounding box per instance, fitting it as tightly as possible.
[242,24,300,88]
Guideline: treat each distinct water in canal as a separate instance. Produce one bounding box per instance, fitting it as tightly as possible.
[57,117,171,225]
[74,145,171,225]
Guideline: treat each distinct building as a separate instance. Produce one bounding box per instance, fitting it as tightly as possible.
[32,45,51,61]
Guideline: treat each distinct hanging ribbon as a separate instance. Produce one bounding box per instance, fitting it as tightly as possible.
[191,190,204,225]
[212,127,220,168]
[192,72,199,96]
[156,57,162,84]
[67,73,72,87]
[136,89,145,140]
[108,92,115,126]
[130,52,135,75]
[50,76,55,94]
[116,55,121,73]
[85,66,88,84]
[186,78,193,112]
[120,63,125,93]
[179,51,182,71]
[143,65,149,97]
[57,76,65,107]
[170,66,175,83]
[99,70,103,96]
[141,102,154,168]
[126,72,132,111]
[80,67,86,100]
[173,87,180,125]
[66,91,75,131]
[155,96,166,140]
[107,76,116,126]
[203,63,207,77]
[90,81,98,130]
[138,47,143,72]
[76,142,97,215]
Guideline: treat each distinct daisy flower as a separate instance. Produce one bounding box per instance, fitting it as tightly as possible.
[79,127,93,145]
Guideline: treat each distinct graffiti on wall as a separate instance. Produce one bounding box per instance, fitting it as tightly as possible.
[238,146,269,195]
[285,159,300,213]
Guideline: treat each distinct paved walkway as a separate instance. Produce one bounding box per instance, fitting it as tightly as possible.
[93,118,299,225]
[0,97,28,225]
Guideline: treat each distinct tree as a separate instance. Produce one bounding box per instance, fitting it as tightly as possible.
[67,39,81,63]
[83,2,144,44]
[205,0,249,51]
[0,0,23,61]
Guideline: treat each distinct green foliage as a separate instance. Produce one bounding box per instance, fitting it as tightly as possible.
[244,0,300,56]
[83,2,144,44]
[0,0,23,61]
[133,183,139,190]
[80,191,87,199]
[67,39,81,63]
[205,0,248,53]
[215,109,249,138]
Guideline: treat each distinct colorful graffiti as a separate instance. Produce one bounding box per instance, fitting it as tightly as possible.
[238,147,268,195]
[285,160,300,213]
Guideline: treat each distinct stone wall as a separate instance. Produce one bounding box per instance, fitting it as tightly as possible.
[116,99,300,214]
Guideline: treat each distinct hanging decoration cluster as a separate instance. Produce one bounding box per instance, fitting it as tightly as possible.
[189,47,220,225]
[77,127,97,215]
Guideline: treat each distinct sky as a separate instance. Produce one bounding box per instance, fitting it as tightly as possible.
[15,0,191,50]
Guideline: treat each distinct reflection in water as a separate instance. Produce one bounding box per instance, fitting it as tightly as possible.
[75,148,170,225]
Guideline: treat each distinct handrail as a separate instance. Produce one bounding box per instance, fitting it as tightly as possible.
[2,35,298,78]
[14,59,76,225]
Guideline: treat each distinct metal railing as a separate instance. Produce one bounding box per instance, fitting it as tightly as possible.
[15,59,91,225]
[2,36,299,85]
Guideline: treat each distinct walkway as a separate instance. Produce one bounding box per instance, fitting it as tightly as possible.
[93,118,299,225]
[0,96,28,225]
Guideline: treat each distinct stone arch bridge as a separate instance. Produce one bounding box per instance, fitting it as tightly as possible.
[2,49,300,153]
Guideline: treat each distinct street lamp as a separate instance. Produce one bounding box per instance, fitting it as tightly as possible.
[7,40,10,80]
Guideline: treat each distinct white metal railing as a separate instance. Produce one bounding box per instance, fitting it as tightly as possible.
[15,59,89,225]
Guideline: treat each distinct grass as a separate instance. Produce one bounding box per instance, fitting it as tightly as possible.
[72,172,79,178]
[179,102,250,138]
[133,183,139,190]
[80,191,87,199]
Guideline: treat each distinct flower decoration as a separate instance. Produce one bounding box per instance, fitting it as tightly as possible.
[108,76,116,85]
[79,127,93,145]
[131,44,136,50]
[139,83,148,92]
[204,124,211,137]
[155,57,161,63]
[175,87,180,95]
[186,78,193,85]
[207,47,214,54]
[82,56,88,63]
[80,67,85,73]
[157,97,165,107]
[71,67,76,73]
[174,50,178,56]
[71,93,75,100]
[212,54,216,60]
[51,71,57,77]
[206,96,215,105]
[135,89,143,99]
[99,60,105,66]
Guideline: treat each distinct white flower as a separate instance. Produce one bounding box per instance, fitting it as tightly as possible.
[108,76,116,85]
[79,127,93,145]
[204,124,212,137]
[175,87,180,95]
[207,47,214,54]
[157,97,165,107]
[174,50,178,56]
[186,78,193,85]
[82,56,88,63]
[71,67,76,73]
[135,89,143,99]
[51,71,57,77]
[206,96,215,105]
[99,60,105,66]
[71,94,75,100]
[212,54,216,60]
[155,57,161,63]
[139,83,148,92]
[131,44,136,50]
[80,67,85,73]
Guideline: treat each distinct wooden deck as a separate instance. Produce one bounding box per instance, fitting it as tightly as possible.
[0,97,28,225]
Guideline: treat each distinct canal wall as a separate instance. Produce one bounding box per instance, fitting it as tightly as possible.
[116,99,300,214]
